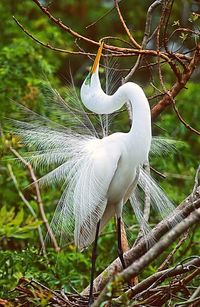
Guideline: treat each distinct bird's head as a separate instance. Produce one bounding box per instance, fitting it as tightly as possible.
[80,43,104,111]
[84,42,103,86]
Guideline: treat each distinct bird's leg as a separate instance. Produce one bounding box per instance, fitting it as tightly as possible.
[117,217,126,269]
[88,220,100,306]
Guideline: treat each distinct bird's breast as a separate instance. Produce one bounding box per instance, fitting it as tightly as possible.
[106,132,151,209]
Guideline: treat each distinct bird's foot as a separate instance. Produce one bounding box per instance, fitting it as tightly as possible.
[88,296,94,306]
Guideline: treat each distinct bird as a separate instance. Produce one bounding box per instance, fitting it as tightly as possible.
[10,42,178,306]
[80,42,152,303]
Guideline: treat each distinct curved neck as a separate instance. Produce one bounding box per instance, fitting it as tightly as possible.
[112,83,151,134]
[80,69,152,136]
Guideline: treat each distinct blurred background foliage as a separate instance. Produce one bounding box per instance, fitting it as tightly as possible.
[0,0,199,299]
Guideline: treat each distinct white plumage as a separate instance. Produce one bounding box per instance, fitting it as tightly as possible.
[10,45,178,251]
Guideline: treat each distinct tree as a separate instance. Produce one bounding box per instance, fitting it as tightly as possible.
[0,0,200,306]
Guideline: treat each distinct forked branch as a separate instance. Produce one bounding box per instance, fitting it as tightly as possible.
[82,185,200,295]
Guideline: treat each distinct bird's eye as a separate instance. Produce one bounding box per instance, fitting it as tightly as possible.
[85,72,92,86]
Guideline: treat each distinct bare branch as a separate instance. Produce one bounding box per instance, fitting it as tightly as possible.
[124,0,165,82]
[172,99,200,136]
[92,206,200,306]
[115,256,200,303]
[10,147,60,252]
[82,186,200,295]
[193,165,200,196]
[7,163,46,254]
[151,43,200,119]
[31,0,190,62]
[158,230,189,271]
[114,0,141,48]
[13,16,95,57]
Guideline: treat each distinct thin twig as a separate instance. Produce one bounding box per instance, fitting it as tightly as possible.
[115,257,200,303]
[10,146,60,252]
[150,166,166,179]
[192,165,200,196]
[158,230,189,271]
[13,16,96,57]
[124,0,165,82]
[31,0,190,62]
[114,0,141,49]
[82,187,200,295]
[151,43,200,120]
[7,163,46,254]
[172,100,200,136]
[85,2,118,29]
[92,207,200,306]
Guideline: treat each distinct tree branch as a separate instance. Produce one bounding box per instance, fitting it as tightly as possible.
[124,0,165,82]
[114,0,141,49]
[92,206,200,306]
[7,163,46,254]
[151,43,200,120]
[10,147,60,252]
[31,0,190,62]
[82,186,200,295]
[115,256,200,303]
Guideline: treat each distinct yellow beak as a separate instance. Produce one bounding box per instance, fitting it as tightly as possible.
[91,42,104,74]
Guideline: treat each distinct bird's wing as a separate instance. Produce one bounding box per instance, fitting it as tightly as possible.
[46,138,121,249]
[72,140,121,249]
[10,101,121,249]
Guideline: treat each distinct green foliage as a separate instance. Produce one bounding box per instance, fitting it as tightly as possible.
[0,247,91,297]
[0,206,41,241]
[0,0,199,303]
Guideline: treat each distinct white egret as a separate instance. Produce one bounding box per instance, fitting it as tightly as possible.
[10,43,179,306]
[80,43,151,303]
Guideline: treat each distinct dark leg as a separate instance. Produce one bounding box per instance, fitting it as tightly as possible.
[117,217,126,269]
[88,220,100,306]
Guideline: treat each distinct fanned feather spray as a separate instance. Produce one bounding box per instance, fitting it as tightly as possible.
[9,62,180,249]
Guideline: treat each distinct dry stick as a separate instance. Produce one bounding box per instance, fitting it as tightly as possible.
[190,286,200,300]
[161,0,185,76]
[155,20,200,137]
[85,1,119,29]
[32,0,98,46]
[13,16,129,59]
[161,1,184,76]
[168,27,200,41]
[158,230,189,271]
[157,41,200,138]
[82,188,200,295]
[7,163,46,254]
[100,35,133,48]
[115,257,200,303]
[181,268,200,290]
[13,16,95,57]
[10,147,60,252]
[124,0,165,82]
[162,0,174,52]
[150,166,166,179]
[192,165,200,196]
[92,207,200,306]
[151,43,200,120]
[175,296,200,306]
[172,100,200,136]
[13,16,175,60]
[144,268,200,307]
[32,0,190,62]
[156,1,168,88]
[114,0,141,49]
